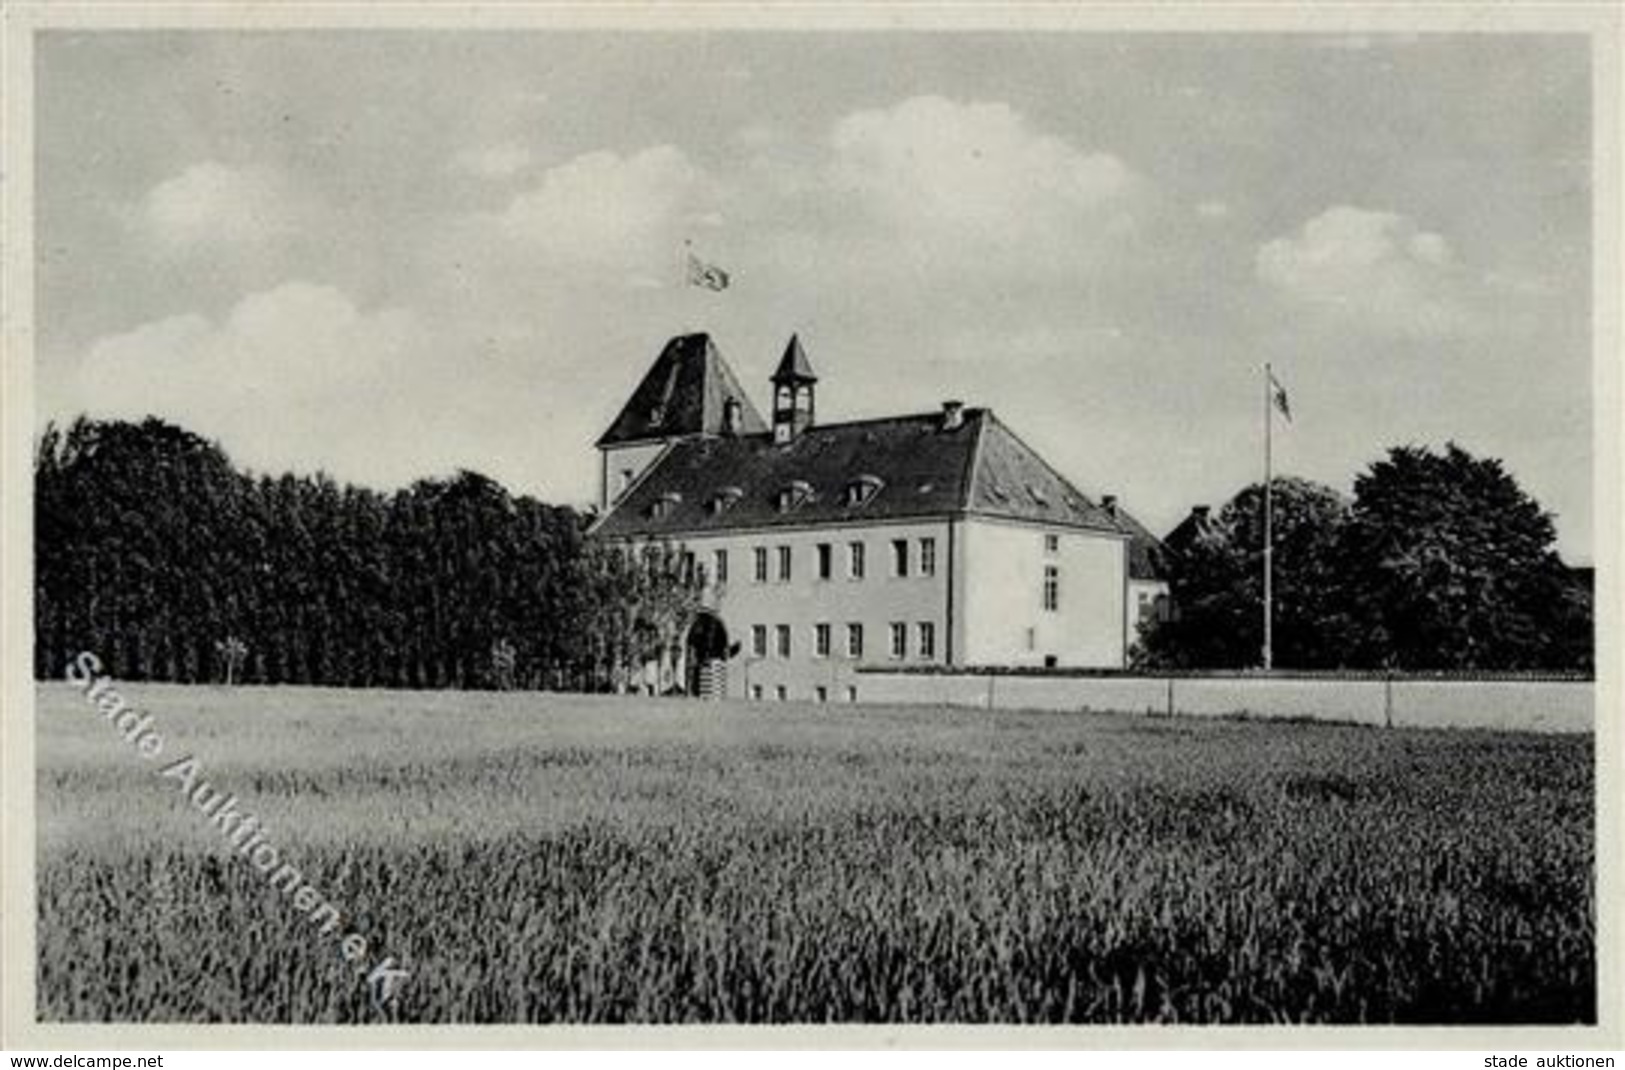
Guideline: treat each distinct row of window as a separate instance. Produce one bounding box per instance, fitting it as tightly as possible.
[676,542,1057,611]
[717,536,937,585]
[750,683,860,703]
[749,621,938,661]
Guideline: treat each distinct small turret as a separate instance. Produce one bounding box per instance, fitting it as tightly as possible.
[771,334,818,444]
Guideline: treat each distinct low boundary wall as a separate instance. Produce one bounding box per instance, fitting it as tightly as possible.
[854,669,1594,733]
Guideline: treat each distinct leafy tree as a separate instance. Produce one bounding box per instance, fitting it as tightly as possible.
[1142,446,1592,672]
[1339,443,1588,670]
[1139,477,1354,668]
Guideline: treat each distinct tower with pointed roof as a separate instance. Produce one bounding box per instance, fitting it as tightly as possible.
[770,334,817,444]
[595,332,767,509]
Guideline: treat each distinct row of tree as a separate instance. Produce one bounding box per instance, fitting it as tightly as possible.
[1135,445,1592,671]
[34,417,701,689]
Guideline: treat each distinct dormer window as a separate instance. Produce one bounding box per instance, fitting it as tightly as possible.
[1027,484,1051,509]
[649,491,682,519]
[777,479,814,513]
[648,404,666,427]
[709,486,743,515]
[843,474,884,508]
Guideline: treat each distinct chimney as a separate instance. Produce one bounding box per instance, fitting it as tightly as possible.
[1192,505,1211,521]
[722,396,742,437]
[1101,494,1119,517]
[940,400,965,431]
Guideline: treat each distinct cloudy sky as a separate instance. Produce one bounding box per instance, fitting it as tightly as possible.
[35,31,1593,558]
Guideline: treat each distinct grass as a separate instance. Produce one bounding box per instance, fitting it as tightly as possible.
[35,682,1595,1024]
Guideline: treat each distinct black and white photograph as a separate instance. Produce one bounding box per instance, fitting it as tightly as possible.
[2,3,1619,1048]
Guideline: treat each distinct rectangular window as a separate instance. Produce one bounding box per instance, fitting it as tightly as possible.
[777,545,792,582]
[751,625,767,658]
[846,623,864,659]
[753,546,768,583]
[776,624,791,658]
[846,685,858,703]
[680,550,696,585]
[918,622,936,660]
[817,542,833,580]
[1043,565,1060,612]
[920,537,937,577]
[775,685,788,702]
[848,541,866,580]
[814,623,832,658]
[891,538,910,577]
[750,684,763,701]
[889,622,907,660]
[815,686,829,703]
[1044,533,1060,555]
[713,549,728,585]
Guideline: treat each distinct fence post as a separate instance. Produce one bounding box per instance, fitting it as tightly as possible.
[1384,673,1394,729]
[1166,676,1175,719]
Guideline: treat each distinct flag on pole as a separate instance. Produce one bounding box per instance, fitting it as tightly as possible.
[685,250,730,292]
[1269,369,1292,423]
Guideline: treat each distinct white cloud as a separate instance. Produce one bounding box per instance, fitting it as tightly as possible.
[487,145,712,281]
[1256,206,1471,337]
[139,162,297,249]
[72,282,445,486]
[1197,200,1231,219]
[453,141,534,180]
[828,95,1135,237]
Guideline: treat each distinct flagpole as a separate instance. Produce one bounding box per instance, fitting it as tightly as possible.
[1263,362,1274,672]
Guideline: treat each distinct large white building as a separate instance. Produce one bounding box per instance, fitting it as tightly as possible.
[590,333,1167,701]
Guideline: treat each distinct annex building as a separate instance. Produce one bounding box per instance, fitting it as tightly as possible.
[590,333,1167,701]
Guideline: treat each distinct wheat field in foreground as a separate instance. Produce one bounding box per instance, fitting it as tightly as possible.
[36,682,1594,1024]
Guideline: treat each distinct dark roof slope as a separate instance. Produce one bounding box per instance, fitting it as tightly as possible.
[592,407,1128,539]
[597,333,768,447]
[968,414,1118,529]
[1109,507,1173,581]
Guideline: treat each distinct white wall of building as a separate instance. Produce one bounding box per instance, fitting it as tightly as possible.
[958,517,1128,669]
[674,519,954,702]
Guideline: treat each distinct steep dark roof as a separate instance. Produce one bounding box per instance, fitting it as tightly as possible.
[597,333,768,447]
[592,407,1128,539]
[1110,507,1173,581]
[772,334,817,382]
